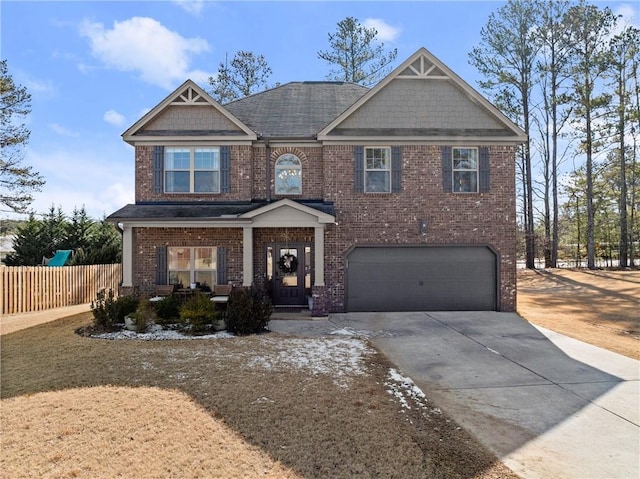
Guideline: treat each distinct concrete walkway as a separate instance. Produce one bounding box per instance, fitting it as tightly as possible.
[271,312,640,479]
[0,303,91,336]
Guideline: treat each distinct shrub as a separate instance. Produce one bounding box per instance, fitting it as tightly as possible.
[179,293,218,334]
[226,286,273,336]
[91,289,139,329]
[130,300,155,333]
[154,295,181,325]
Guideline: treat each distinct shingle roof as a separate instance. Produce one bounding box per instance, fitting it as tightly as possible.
[224,82,369,139]
[107,201,335,221]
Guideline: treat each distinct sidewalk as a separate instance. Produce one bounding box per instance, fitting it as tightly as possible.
[0,304,92,336]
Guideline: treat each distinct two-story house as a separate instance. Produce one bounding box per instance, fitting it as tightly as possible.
[108,47,526,315]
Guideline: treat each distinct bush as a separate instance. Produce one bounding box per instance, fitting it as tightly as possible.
[226,286,273,335]
[130,300,155,333]
[179,293,218,334]
[90,289,138,329]
[154,295,181,325]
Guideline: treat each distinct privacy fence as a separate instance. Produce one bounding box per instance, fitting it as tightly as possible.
[0,264,121,316]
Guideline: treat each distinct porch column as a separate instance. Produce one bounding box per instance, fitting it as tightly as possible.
[121,225,133,287]
[314,226,325,286]
[242,226,253,287]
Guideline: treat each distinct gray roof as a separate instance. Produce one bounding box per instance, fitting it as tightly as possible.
[107,201,335,221]
[225,82,369,139]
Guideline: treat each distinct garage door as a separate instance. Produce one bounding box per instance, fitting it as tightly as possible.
[346,246,497,312]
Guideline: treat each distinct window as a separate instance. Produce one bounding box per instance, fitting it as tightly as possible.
[167,247,217,287]
[275,154,302,195]
[165,148,219,193]
[452,148,478,193]
[365,147,391,193]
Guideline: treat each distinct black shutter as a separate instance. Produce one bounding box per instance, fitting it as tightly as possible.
[479,147,490,193]
[217,247,227,285]
[220,146,230,193]
[442,146,452,192]
[156,246,167,284]
[354,146,364,193]
[391,146,402,193]
[153,146,164,194]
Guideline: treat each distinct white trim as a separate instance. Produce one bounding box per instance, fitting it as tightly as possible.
[122,226,133,287]
[243,227,253,287]
[240,198,335,224]
[320,137,524,145]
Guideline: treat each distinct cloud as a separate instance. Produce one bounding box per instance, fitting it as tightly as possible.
[48,123,79,137]
[104,109,126,127]
[79,16,211,90]
[26,145,134,219]
[615,4,639,28]
[173,0,205,16]
[363,18,401,42]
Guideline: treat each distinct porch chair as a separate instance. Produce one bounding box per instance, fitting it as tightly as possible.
[210,284,233,305]
[149,284,176,302]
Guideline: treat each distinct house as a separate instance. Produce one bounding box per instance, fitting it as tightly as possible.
[107,47,526,315]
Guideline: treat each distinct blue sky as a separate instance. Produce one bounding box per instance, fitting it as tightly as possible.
[2,0,638,221]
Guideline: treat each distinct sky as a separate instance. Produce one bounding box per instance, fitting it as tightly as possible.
[2,0,638,221]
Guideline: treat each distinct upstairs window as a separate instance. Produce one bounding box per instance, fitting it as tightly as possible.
[365,147,391,193]
[452,148,478,193]
[165,147,220,193]
[275,154,302,195]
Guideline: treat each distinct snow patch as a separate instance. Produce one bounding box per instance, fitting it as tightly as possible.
[385,368,430,411]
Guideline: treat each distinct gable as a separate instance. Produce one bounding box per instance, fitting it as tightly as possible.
[318,48,526,143]
[122,80,257,144]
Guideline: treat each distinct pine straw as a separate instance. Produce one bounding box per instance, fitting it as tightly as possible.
[1,313,519,479]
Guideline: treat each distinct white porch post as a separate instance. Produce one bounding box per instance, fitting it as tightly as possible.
[242,226,253,287]
[121,225,133,287]
[314,226,325,286]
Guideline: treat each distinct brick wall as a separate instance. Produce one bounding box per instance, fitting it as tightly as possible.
[322,144,517,312]
[135,145,253,202]
[133,227,243,295]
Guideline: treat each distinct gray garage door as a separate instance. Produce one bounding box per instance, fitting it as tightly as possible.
[346,246,497,312]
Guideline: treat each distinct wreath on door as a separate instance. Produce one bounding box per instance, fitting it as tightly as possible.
[278,253,298,274]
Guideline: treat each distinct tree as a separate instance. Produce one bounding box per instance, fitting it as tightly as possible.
[318,17,397,86]
[0,60,44,212]
[564,2,618,269]
[208,51,272,103]
[535,0,574,268]
[469,0,543,269]
[2,207,121,266]
[604,26,640,267]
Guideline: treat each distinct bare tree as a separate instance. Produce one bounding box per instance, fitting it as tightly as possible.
[469,0,543,269]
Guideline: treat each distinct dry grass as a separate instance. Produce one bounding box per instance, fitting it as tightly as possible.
[517,269,640,360]
[1,313,517,479]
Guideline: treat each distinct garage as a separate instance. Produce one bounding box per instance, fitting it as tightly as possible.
[346,246,497,312]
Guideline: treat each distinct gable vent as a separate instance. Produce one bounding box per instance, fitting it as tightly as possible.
[171,87,209,105]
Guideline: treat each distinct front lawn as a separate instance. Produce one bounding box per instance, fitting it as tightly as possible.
[1,313,518,479]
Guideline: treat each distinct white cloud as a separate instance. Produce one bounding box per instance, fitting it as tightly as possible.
[173,0,205,16]
[363,18,401,42]
[79,16,211,90]
[104,109,126,127]
[48,123,79,137]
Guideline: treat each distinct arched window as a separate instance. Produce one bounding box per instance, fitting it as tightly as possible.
[275,154,302,195]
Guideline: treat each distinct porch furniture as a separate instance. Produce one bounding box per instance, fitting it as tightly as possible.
[210,284,233,304]
[149,284,176,302]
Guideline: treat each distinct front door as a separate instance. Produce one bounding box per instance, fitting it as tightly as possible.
[269,244,310,306]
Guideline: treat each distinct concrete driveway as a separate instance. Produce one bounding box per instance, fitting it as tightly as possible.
[270,311,640,479]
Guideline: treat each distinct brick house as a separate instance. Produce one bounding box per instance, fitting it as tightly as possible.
[108,47,526,314]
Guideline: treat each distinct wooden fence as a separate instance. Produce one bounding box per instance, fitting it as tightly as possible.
[0,264,122,316]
